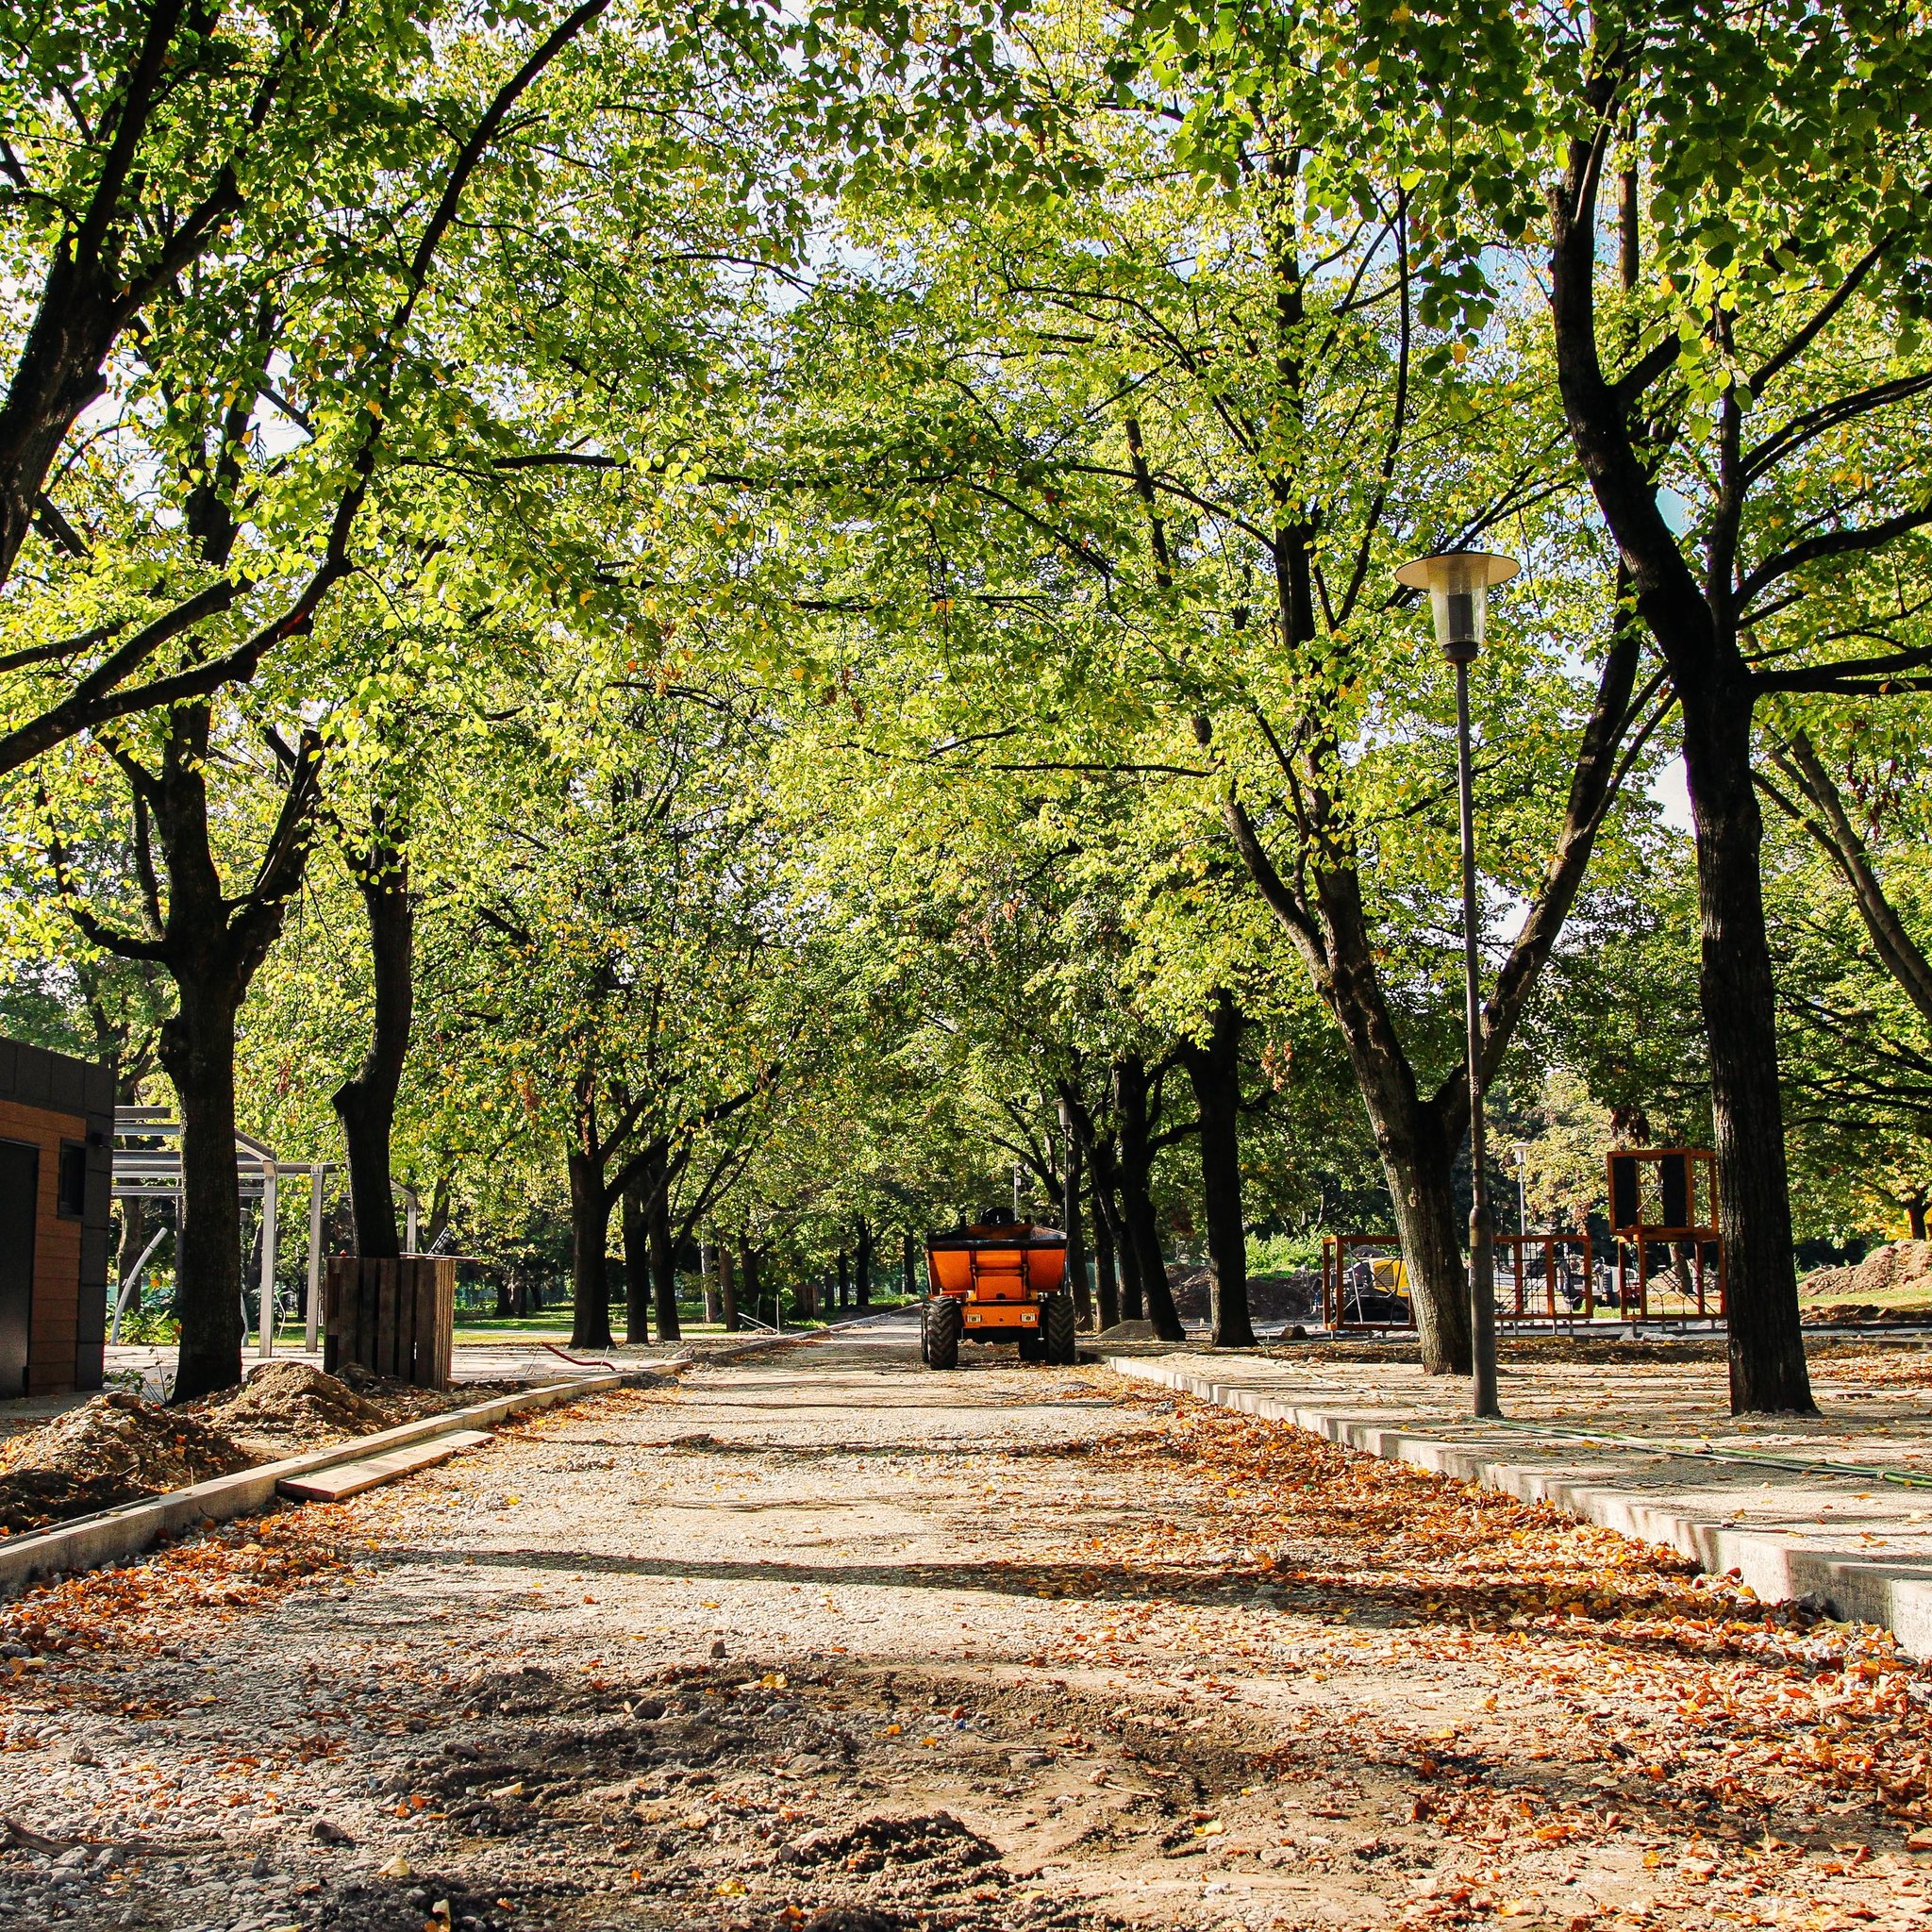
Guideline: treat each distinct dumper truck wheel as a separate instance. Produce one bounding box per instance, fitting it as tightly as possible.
[926,1296,961,1370]
[1043,1291,1076,1365]
[919,1301,933,1364]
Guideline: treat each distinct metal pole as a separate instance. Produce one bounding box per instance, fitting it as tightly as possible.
[258,1164,279,1360]
[1457,657,1500,1418]
[404,1186,420,1257]
[306,1167,325,1354]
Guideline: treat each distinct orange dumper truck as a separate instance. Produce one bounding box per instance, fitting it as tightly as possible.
[922,1210,1076,1369]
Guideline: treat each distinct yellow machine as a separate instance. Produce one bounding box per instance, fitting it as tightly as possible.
[922,1211,1075,1369]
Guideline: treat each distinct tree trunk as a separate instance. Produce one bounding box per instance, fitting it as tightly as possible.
[331,828,411,1259]
[621,1178,651,1344]
[1114,1056,1184,1341]
[837,1249,849,1311]
[115,1194,149,1314]
[1091,1178,1119,1331]
[1362,1081,1471,1374]
[1060,1125,1091,1329]
[1683,685,1813,1410]
[702,1241,721,1323]
[159,977,247,1400]
[648,1177,679,1341]
[719,1239,740,1332]
[1909,1195,1928,1242]
[1180,992,1254,1349]
[1546,124,1811,1415]
[737,1236,761,1324]
[903,1229,920,1302]
[855,1220,873,1307]
[566,1150,614,1350]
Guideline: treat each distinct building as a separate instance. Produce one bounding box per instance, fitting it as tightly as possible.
[0,1041,115,1398]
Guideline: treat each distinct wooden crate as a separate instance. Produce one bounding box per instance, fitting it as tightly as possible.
[324,1256,455,1389]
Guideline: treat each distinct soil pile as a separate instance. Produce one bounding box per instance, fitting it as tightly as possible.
[1800,1241,1932,1305]
[0,1391,252,1536]
[1168,1264,1323,1324]
[194,1360,390,1457]
[334,1359,523,1421]
[1804,1300,1932,1327]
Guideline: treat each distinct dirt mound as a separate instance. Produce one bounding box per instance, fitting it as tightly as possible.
[0,1391,252,1536]
[193,1360,390,1455]
[334,1359,524,1423]
[1800,1241,1932,1304]
[1804,1301,1932,1327]
[1168,1265,1323,1324]
[781,1811,1001,1874]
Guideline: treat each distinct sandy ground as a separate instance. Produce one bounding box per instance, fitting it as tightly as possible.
[3,1314,1932,1932]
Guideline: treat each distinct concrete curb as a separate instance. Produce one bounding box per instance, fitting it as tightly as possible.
[1108,1354,1932,1657]
[0,1368,662,1598]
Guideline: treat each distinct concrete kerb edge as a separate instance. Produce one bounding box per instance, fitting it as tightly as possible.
[1107,1354,1932,1659]
[0,1367,667,1600]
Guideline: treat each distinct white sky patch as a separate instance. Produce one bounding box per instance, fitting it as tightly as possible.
[1649,753,1694,833]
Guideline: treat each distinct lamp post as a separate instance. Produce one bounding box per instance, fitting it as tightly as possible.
[1512,1144,1529,1239]
[1393,548,1518,1420]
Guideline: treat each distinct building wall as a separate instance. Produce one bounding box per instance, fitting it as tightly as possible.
[0,1098,86,1394]
[0,1041,116,1396]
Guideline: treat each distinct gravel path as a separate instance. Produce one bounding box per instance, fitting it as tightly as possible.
[3,1314,1932,1931]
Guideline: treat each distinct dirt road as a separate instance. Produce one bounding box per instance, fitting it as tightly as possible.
[3,1315,1931,1931]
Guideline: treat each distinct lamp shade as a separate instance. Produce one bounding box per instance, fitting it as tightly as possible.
[1393,550,1519,661]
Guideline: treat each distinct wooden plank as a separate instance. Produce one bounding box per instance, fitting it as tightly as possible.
[437,1258,454,1388]
[275,1430,492,1504]
[411,1259,436,1388]
[358,1258,380,1376]
[395,1256,415,1386]
[375,1258,397,1379]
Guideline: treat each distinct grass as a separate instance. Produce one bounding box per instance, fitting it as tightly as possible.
[449,1296,915,1347]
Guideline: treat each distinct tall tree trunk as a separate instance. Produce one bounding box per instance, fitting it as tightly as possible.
[737,1235,761,1324]
[1547,117,1811,1414]
[719,1239,739,1332]
[903,1229,920,1303]
[701,1239,721,1324]
[1092,1156,1141,1320]
[854,1221,873,1307]
[1060,1123,1091,1330]
[115,1194,149,1315]
[621,1178,651,1344]
[160,979,246,1400]
[1683,685,1810,1410]
[1091,1177,1119,1331]
[1179,992,1254,1349]
[648,1176,679,1341]
[836,1249,849,1311]
[331,824,411,1259]
[1114,1057,1184,1341]
[566,1149,614,1350]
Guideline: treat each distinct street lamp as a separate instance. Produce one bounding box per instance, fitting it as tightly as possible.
[1393,547,1519,1420]
[1512,1144,1529,1239]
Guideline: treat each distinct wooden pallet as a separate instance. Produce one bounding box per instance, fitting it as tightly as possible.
[276,1429,491,1503]
[323,1255,455,1388]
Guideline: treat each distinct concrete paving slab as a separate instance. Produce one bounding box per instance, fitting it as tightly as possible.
[1108,1344,1932,1657]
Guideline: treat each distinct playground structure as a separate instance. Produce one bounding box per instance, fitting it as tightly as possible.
[1495,1233,1596,1322]
[1605,1146,1724,1323]
[923,1212,1075,1368]
[1323,1144,1726,1334]
[1322,1236,1412,1330]
[110,1108,438,1357]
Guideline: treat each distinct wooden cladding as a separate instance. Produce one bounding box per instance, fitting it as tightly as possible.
[323,1256,455,1390]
